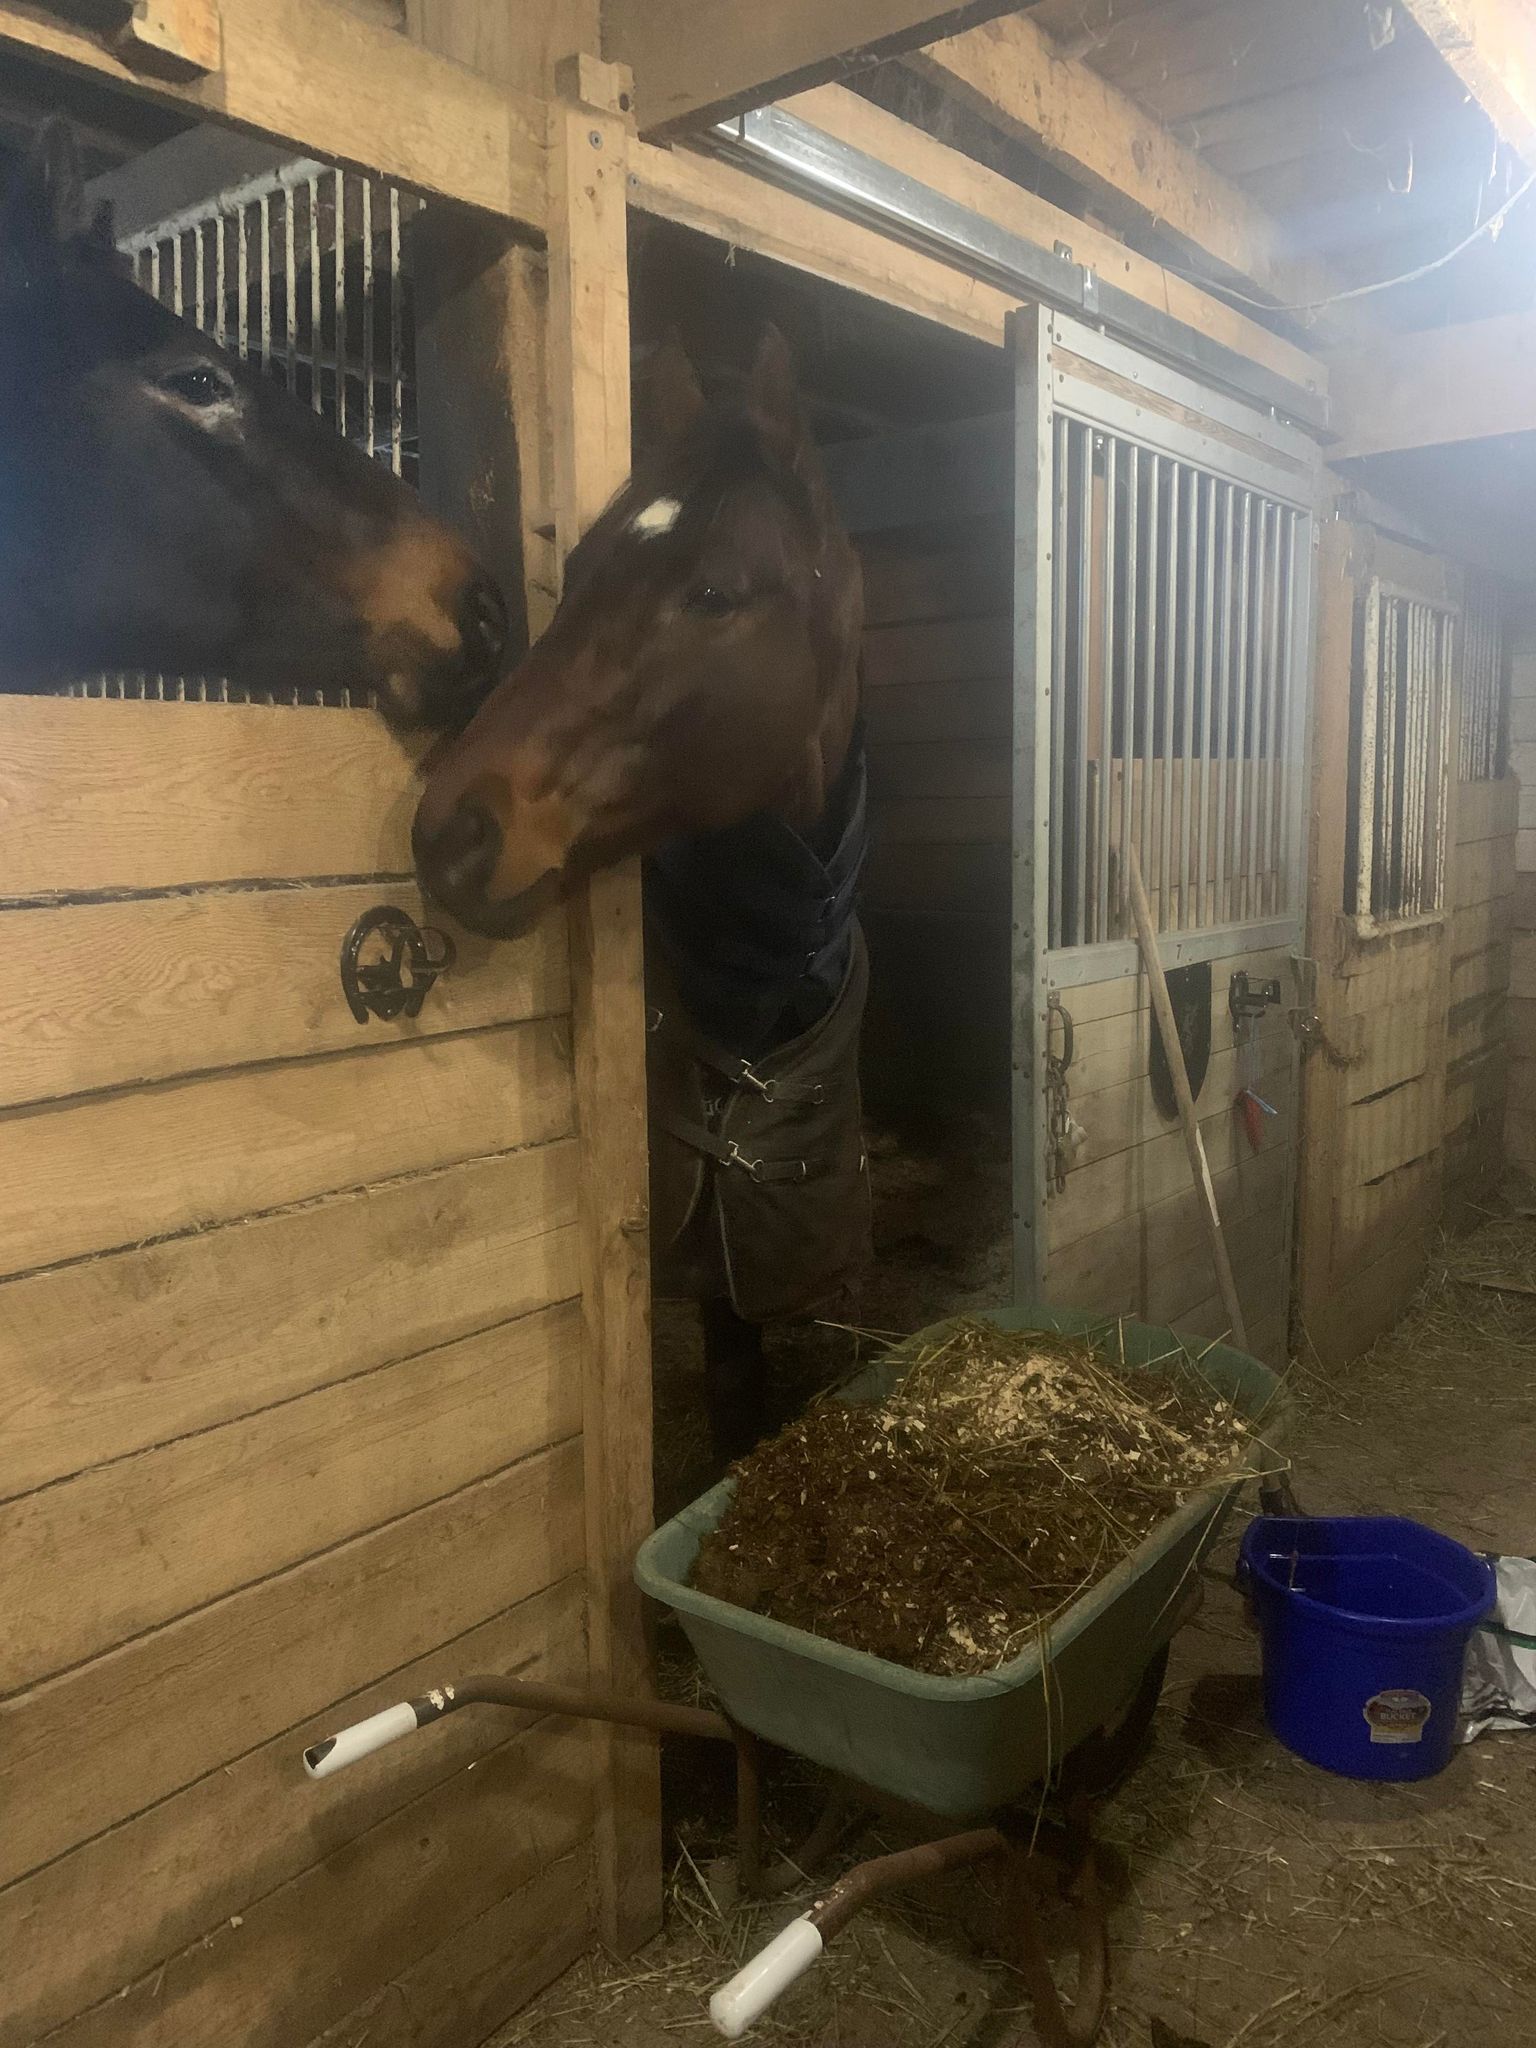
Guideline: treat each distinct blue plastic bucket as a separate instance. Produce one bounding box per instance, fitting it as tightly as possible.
[1239,1515,1496,1781]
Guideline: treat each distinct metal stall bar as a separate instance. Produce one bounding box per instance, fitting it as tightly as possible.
[1097,435,1117,943]
[1158,462,1179,930]
[259,190,272,375]
[1213,483,1235,926]
[1230,491,1253,925]
[1197,474,1217,926]
[308,172,323,413]
[390,187,404,476]
[283,187,298,392]
[333,168,348,439]
[1012,307,1057,1303]
[1048,414,1069,948]
[1073,420,1093,946]
[1119,441,1140,943]
[361,177,375,461]
[1178,463,1199,928]
[1355,585,1380,919]
[1140,453,1161,926]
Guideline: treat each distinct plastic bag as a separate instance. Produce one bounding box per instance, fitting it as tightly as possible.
[1461,1555,1536,1739]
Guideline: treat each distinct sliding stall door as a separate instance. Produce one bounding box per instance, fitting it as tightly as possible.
[1013,308,1319,1363]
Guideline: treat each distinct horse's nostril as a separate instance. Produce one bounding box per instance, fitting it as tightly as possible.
[463,578,508,670]
[421,801,501,901]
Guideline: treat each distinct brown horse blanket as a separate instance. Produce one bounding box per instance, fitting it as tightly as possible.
[644,724,871,1322]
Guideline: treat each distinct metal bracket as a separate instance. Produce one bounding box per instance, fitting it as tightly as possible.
[339,904,456,1025]
[1229,969,1282,1039]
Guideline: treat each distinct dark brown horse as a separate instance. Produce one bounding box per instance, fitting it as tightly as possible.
[413,331,871,1453]
[0,125,504,720]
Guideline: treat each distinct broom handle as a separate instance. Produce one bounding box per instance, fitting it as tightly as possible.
[1125,845,1249,1354]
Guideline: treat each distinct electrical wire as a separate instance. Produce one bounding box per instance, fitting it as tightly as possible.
[1203,162,1536,318]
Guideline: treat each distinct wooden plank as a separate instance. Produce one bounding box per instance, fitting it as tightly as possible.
[863,677,1011,746]
[0,1299,582,1692]
[1342,1072,1446,1189]
[1050,1062,1293,1245]
[872,795,1012,844]
[46,1719,592,2048]
[910,13,1363,337]
[1330,313,1536,459]
[864,837,1010,914]
[0,698,423,896]
[606,0,1019,132]
[0,1575,586,2048]
[867,741,1010,803]
[0,0,545,224]
[0,1015,573,1278]
[1449,990,1505,1065]
[1338,1150,1441,1258]
[629,137,1018,351]
[0,1441,584,1889]
[1070,1039,1291,1171]
[1456,831,1517,905]
[1453,936,1513,1004]
[1507,995,1536,1061]
[0,884,568,1110]
[1451,893,1515,958]
[548,62,661,1957]
[0,1141,578,1500]
[305,1849,592,2048]
[859,534,1011,625]
[778,82,1325,397]
[1048,1147,1289,1318]
[863,615,1011,688]
[1307,1222,1430,1366]
[1399,0,1536,163]
[1455,773,1521,845]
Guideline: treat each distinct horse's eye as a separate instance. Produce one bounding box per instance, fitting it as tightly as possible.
[158,365,231,409]
[685,584,739,617]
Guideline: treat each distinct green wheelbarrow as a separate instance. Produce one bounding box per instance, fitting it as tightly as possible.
[302,1307,1287,2046]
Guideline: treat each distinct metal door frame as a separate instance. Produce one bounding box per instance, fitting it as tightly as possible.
[1010,305,1322,1305]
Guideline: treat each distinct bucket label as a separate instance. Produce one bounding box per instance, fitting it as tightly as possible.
[1363,1688,1433,1744]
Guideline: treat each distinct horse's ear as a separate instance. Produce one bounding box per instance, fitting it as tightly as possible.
[2,121,91,273]
[747,324,834,520]
[647,333,707,445]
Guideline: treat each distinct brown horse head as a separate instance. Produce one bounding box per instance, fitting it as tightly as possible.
[412,328,862,937]
[0,124,505,725]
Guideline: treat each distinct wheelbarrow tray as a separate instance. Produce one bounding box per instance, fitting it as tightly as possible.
[635,1306,1286,1820]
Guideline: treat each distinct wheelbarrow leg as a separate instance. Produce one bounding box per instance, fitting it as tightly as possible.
[998,1806,1109,2048]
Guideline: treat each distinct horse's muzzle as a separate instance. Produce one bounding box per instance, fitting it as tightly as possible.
[413,799,560,939]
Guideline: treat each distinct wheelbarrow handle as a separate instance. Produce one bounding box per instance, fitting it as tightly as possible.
[709,1915,823,2038]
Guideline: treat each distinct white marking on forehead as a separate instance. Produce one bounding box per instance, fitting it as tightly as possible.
[630,494,682,539]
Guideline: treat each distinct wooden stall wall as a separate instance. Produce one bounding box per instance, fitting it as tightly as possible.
[1505,615,1536,1174]
[0,65,656,2048]
[1299,519,1516,1364]
[0,699,594,2048]
[860,520,1014,1114]
[1044,942,1297,1367]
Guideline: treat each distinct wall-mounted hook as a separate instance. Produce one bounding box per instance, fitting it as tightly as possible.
[339,905,455,1024]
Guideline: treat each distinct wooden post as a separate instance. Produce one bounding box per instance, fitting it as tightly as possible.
[548,54,662,1955]
[1126,844,1250,1353]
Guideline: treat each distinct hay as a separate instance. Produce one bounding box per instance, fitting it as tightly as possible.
[692,1320,1258,1676]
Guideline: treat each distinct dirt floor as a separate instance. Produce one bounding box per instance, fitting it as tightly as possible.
[490,1127,1536,2048]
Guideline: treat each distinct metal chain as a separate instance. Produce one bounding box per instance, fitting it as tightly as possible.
[1045,994,1077,1195]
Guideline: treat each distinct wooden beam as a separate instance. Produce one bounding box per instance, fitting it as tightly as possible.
[909,12,1364,340]
[1329,310,1536,458]
[629,132,1020,349]
[0,0,545,226]
[777,83,1326,403]
[548,52,663,1957]
[603,0,1020,135]
[1400,0,1536,164]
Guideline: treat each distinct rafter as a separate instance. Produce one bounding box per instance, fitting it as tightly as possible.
[1399,0,1536,163]
[601,0,1020,135]
[908,11,1368,341]
[1329,308,1536,458]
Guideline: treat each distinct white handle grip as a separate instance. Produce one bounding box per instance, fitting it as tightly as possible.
[709,1915,823,2039]
[303,1701,419,1779]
